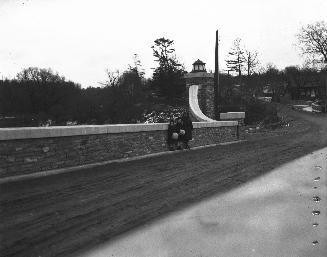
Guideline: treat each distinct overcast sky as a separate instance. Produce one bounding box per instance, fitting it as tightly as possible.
[0,0,326,87]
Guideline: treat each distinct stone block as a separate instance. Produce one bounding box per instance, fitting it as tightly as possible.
[42,146,50,153]
[7,156,15,162]
[24,157,38,163]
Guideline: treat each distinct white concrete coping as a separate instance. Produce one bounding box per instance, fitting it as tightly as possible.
[220,112,245,120]
[184,72,214,78]
[193,121,237,128]
[0,121,238,140]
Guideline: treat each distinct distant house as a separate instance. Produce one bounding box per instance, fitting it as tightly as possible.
[263,85,273,97]
[297,82,319,98]
[287,72,325,100]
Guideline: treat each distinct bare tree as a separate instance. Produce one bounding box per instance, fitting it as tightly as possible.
[297,21,327,112]
[297,21,327,65]
[98,69,121,87]
[17,67,65,83]
[243,49,259,76]
[225,38,245,83]
[128,53,145,78]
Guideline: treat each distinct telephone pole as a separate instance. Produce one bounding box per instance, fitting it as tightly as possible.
[324,59,327,113]
[214,30,220,119]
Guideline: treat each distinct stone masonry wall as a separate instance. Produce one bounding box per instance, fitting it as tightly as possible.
[191,126,239,146]
[199,84,215,119]
[0,122,240,179]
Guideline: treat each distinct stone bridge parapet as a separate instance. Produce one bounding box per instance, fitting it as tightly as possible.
[0,121,242,181]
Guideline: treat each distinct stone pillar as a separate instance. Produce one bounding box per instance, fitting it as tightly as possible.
[184,72,215,120]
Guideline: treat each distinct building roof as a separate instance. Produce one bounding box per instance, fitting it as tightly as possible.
[192,59,206,65]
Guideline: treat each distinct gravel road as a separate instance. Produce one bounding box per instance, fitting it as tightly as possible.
[1,104,327,257]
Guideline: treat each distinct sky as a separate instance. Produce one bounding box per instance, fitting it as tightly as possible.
[0,0,326,87]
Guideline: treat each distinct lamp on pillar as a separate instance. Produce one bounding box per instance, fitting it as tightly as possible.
[191,59,207,73]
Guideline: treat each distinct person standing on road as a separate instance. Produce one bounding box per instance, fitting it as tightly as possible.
[181,112,193,149]
[167,119,178,150]
[175,117,184,150]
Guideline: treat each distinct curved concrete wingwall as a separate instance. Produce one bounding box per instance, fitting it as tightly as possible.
[188,85,216,122]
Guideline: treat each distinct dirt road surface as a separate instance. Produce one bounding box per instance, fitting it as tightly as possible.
[79,146,327,257]
[1,105,327,257]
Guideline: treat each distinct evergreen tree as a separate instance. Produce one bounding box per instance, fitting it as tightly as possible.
[151,37,186,102]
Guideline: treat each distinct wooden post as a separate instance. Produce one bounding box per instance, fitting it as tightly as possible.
[323,60,327,113]
[214,30,220,119]
[325,69,327,113]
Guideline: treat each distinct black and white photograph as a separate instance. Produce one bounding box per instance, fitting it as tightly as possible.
[0,0,327,256]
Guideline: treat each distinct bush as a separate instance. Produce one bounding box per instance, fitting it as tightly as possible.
[244,98,279,125]
[143,106,187,123]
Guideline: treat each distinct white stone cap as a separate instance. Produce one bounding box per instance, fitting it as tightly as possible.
[184,72,214,78]
[0,121,238,140]
[193,121,237,128]
[220,112,245,120]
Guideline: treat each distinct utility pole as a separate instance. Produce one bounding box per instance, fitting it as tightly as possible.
[214,30,220,119]
[325,61,327,113]
[322,58,327,113]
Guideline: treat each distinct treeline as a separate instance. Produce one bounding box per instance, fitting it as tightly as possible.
[1,64,325,127]
[219,65,326,124]
[220,65,326,102]
[0,79,80,126]
[0,39,188,127]
[0,67,153,127]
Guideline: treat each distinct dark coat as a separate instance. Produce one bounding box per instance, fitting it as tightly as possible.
[182,116,193,141]
[167,123,177,143]
[174,122,183,140]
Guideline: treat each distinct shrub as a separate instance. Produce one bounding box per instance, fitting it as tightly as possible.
[244,98,279,125]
